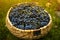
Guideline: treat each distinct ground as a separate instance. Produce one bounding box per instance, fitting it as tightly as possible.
[0,0,60,40]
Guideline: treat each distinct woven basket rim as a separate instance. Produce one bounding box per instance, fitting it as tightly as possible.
[6,3,52,32]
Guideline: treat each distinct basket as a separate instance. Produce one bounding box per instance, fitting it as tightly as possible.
[6,3,52,39]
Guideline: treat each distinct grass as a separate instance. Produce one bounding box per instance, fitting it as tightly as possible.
[0,0,60,40]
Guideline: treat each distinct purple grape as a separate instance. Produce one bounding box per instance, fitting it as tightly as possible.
[40,22,47,26]
[17,25,24,29]
[9,3,50,30]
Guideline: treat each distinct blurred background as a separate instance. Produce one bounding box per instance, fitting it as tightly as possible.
[0,0,60,40]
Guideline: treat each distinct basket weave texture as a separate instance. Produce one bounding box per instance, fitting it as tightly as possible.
[6,3,52,39]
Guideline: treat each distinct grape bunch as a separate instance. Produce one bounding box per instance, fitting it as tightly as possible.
[9,3,50,30]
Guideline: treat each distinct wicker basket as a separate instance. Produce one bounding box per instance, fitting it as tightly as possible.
[6,3,52,39]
